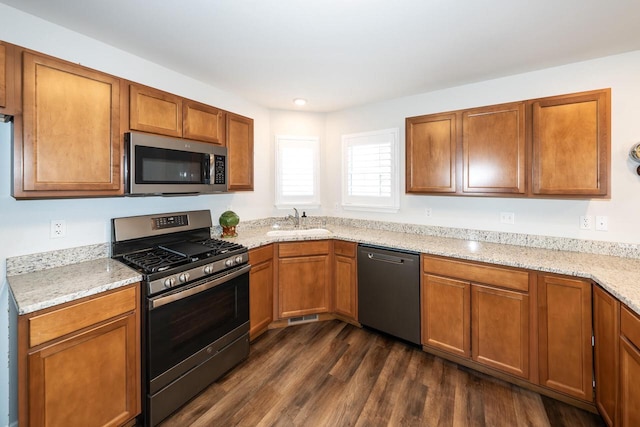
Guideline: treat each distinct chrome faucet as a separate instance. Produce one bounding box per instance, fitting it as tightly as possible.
[285,208,300,228]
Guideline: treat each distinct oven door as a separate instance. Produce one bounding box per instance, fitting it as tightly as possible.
[146,264,249,386]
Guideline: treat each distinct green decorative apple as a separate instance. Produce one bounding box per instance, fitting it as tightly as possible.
[219,210,240,238]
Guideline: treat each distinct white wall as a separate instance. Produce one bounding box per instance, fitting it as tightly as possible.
[0,4,272,426]
[325,51,640,244]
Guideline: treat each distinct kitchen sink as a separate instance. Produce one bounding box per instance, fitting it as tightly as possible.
[266,228,332,237]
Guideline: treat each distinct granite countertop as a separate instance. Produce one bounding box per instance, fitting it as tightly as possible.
[8,258,142,315]
[7,222,640,316]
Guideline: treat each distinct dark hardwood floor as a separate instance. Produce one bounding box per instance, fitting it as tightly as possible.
[159,320,605,427]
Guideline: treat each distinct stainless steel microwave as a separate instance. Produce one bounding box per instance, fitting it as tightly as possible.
[124,132,227,195]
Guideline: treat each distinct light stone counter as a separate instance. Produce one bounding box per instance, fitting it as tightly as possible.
[8,258,142,315]
[7,219,640,317]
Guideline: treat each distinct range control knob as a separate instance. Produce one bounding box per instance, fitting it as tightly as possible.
[225,258,235,267]
[203,265,213,274]
[163,277,176,288]
[235,256,244,264]
[178,272,190,283]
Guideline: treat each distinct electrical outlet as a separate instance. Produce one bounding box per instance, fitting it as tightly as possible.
[425,208,432,217]
[595,216,608,231]
[500,212,515,224]
[50,220,66,238]
[579,215,593,230]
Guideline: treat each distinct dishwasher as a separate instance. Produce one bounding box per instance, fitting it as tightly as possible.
[357,244,421,345]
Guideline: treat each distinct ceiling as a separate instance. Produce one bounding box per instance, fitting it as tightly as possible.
[3,0,640,112]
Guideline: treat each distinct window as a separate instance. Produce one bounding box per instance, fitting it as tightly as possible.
[342,128,400,212]
[275,135,320,208]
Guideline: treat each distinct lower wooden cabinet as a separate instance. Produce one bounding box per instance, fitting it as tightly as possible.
[471,284,529,379]
[249,245,274,340]
[421,273,470,357]
[593,285,620,426]
[18,284,140,427]
[332,240,357,321]
[620,305,640,427]
[277,241,331,318]
[538,274,593,402]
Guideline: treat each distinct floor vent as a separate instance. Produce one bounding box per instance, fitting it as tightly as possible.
[287,314,319,325]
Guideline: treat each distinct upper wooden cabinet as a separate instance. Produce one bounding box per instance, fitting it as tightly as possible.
[532,89,610,197]
[0,41,18,117]
[538,274,593,402]
[15,51,122,198]
[0,42,7,110]
[183,99,225,145]
[129,83,182,137]
[406,112,458,193]
[226,112,254,191]
[406,89,610,199]
[128,84,227,145]
[462,102,526,194]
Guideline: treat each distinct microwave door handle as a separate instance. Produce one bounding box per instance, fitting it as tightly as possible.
[204,154,212,183]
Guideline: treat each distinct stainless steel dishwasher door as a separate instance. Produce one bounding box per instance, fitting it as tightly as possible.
[357,245,421,345]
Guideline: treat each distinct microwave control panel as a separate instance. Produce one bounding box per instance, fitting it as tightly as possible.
[213,155,226,184]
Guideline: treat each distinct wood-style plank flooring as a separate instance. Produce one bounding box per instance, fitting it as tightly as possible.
[159,320,605,427]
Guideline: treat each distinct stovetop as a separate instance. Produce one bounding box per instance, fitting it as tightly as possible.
[122,238,245,274]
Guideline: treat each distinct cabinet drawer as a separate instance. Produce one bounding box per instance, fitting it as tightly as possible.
[422,255,529,292]
[29,285,137,347]
[334,240,356,258]
[249,244,273,265]
[622,305,640,349]
[278,241,330,258]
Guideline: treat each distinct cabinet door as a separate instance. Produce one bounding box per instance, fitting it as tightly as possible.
[278,255,330,318]
[129,83,182,137]
[226,112,254,191]
[532,89,610,196]
[0,42,6,109]
[421,274,470,357]
[333,241,357,320]
[183,100,225,145]
[249,245,273,340]
[472,284,529,378]
[406,112,458,193]
[462,102,525,194]
[18,52,122,196]
[593,285,619,427]
[28,314,138,427]
[538,275,593,401]
[619,338,640,427]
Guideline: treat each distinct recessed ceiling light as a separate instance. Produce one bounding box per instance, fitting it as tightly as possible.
[293,98,307,106]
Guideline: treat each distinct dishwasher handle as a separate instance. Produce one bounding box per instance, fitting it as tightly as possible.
[366,252,406,264]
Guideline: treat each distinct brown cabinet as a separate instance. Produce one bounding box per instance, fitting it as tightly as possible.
[183,99,225,145]
[406,112,458,193]
[620,305,640,427]
[249,245,274,340]
[15,51,122,198]
[421,273,470,357]
[226,112,254,191]
[0,42,6,109]
[18,285,140,427]
[332,240,358,321]
[532,89,610,197]
[538,274,593,402]
[277,241,331,318]
[421,255,530,379]
[129,83,182,137]
[471,284,530,378]
[0,41,18,117]
[593,285,619,426]
[462,102,526,194]
[406,89,610,199]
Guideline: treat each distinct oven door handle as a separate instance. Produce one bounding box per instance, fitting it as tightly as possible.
[150,264,251,310]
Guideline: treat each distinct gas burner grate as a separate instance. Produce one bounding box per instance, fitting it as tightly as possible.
[123,249,187,273]
[196,238,244,254]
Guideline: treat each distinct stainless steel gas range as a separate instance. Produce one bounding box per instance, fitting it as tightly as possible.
[111,210,250,426]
